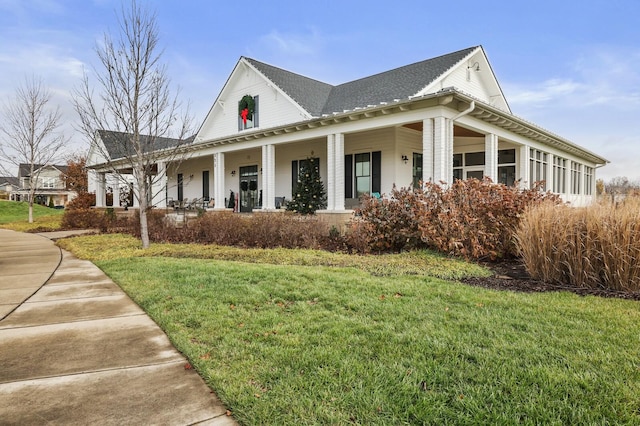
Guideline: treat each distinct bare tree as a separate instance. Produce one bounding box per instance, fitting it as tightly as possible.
[0,77,66,222]
[73,0,192,248]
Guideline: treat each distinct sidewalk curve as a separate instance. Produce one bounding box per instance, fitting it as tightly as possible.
[0,229,237,425]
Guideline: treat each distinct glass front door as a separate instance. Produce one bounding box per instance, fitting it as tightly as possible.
[239,165,259,212]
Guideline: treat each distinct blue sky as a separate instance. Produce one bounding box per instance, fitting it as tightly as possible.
[1,0,639,181]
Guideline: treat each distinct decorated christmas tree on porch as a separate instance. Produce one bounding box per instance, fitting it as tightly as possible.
[287,157,327,215]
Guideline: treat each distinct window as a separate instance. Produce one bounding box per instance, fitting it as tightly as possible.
[355,153,370,198]
[177,173,183,201]
[584,166,593,195]
[529,149,548,190]
[412,153,423,188]
[452,152,485,182]
[344,151,381,198]
[202,170,210,200]
[42,177,56,188]
[498,149,516,186]
[291,158,320,191]
[238,95,259,131]
[571,162,582,194]
[553,157,567,193]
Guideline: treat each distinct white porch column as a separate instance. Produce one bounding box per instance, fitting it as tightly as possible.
[213,152,225,209]
[262,144,276,209]
[112,180,121,207]
[152,161,167,208]
[546,155,554,192]
[519,145,530,188]
[95,172,106,207]
[433,116,449,183]
[326,134,335,210]
[422,118,434,183]
[564,161,571,198]
[334,133,345,210]
[485,133,498,182]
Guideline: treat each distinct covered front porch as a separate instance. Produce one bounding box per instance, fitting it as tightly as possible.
[90,92,599,211]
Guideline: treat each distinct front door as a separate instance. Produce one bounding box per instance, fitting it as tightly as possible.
[239,165,259,213]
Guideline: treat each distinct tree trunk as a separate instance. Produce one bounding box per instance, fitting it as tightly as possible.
[140,207,150,249]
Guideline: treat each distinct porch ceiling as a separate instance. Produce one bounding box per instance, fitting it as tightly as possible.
[402,122,484,137]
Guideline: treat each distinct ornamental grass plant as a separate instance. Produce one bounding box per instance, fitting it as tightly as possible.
[516,197,640,292]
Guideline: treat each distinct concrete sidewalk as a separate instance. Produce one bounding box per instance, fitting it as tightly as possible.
[0,229,236,425]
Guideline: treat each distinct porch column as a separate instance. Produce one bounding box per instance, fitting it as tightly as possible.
[564,161,571,198]
[485,133,498,182]
[326,133,345,211]
[262,144,275,209]
[112,180,121,207]
[518,145,530,188]
[334,133,345,210]
[213,152,225,209]
[433,116,449,184]
[95,172,106,207]
[152,161,167,208]
[326,134,335,210]
[546,155,554,192]
[422,118,434,183]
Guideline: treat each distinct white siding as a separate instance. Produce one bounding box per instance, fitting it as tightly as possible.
[197,63,309,142]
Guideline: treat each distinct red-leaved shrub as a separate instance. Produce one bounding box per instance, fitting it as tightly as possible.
[348,179,561,260]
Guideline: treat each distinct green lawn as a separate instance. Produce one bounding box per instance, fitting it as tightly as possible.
[0,199,64,230]
[59,235,640,425]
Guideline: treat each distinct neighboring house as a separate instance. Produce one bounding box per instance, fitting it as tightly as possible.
[87,45,608,216]
[13,164,77,207]
[0,177,19,200]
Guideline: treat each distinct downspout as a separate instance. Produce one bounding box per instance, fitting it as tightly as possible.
[452,100,475,121]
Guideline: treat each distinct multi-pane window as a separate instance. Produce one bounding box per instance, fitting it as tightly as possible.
[355,153,371,198]
[553,156,567,194]
[584,166,594,195]
[498,149,516,186]
[571,162,582,194]
[412,153,423,188]
[42,177,56,188]
[529,149,548,190]
[238,95,259,131]
[453,152,485,181]
[452,149,516,185]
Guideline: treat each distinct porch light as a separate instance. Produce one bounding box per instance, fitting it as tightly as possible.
[231,170,236,176]
[401,155,409,164]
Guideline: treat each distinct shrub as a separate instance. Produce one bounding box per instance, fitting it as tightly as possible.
[516,198,640,292]
[133,210,337,250]
[61,208,108,231]
[348,179,561,259]
[66,192,96,210]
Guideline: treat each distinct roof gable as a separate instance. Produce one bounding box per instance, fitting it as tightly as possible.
[195,46,512,142]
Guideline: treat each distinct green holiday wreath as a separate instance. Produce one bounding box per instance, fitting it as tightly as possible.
[239,94,255,120]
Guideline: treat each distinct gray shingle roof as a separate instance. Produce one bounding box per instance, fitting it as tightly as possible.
[97,130,193,161]
[245,46,478,117]
[0,176,19,186]
[18,163,68,177]
[244,57,334,117]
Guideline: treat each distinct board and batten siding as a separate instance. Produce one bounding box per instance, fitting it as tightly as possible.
[198,65,309,142]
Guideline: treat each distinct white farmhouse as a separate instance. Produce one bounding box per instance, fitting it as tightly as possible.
[88,46,608,218]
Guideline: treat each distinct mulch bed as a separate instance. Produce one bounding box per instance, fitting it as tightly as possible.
[460,260,640,301]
